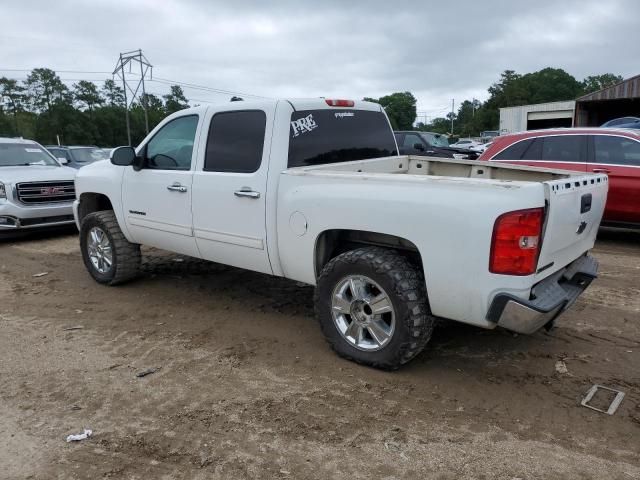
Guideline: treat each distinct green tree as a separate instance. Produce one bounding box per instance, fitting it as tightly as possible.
[73,80,103,113]
[102,79,125,107]
[580,74,623,95]
[163,85,189,114]
[364,92,417,130]
[0,77,26,135]
[130,93,166,144]
[24,68,69,113]
[521,68,582,104]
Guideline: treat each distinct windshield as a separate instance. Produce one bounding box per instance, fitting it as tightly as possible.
[420,132,450,148]
[70,147,109,163]
[0,143,59,167]
[287,109,397,167]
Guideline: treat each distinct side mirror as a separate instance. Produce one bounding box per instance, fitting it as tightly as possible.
[57,157,69,165]
[111,146,137,166]
[413,143,425,151]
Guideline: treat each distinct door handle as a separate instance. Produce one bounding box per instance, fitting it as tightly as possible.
[426,150,435,154]
[234,188,261,199]
[167,182,188,193]
[592,168,610,174]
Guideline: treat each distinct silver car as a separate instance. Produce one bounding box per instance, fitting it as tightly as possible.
[0,137,77,231]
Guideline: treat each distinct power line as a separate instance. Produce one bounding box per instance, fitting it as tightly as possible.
[1,67,270,99]
[127,72,270,99]
[0,68,112,74]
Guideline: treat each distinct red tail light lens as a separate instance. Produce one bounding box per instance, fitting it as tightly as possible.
[325,99,355,107]
[489,208,544,275]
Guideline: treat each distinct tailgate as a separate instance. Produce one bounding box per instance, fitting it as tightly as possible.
[536,174,608,274]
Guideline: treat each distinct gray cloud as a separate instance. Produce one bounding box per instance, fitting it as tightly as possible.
[1,0,638,117]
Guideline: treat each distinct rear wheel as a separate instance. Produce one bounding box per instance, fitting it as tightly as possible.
[80,210,140,285]
[315,247,434,369]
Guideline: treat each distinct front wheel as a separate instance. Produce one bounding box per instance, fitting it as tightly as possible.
[80,210,140,285]
[314,247,434,370]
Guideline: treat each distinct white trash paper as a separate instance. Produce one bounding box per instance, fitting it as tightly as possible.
[66,428,92,443]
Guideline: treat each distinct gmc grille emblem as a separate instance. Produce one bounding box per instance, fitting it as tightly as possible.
[41,187,63,195]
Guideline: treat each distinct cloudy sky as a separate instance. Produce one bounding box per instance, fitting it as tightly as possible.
[1,0,638,119]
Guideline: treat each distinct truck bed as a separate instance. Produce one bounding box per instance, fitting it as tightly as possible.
[289,155,577,183]
[279,154,608,328]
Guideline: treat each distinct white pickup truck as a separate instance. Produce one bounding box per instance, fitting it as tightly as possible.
[73,98,607,369]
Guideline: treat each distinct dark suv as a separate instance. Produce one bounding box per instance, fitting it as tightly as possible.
[46,146,110,169]
[394,131,478,159]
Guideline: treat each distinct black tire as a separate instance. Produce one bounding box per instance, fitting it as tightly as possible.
[314,247,434,370]
[80,210,140,285]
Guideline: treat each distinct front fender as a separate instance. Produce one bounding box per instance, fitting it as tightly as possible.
[74,161,132,240]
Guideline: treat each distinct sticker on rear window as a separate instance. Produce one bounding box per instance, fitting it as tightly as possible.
[291,114,318,138]
[25,148,43,153]
[335,112,354,119]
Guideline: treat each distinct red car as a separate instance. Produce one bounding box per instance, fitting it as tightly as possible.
[479,128,640,228]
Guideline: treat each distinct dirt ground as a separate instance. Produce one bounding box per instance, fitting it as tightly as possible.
[0,227,639,480]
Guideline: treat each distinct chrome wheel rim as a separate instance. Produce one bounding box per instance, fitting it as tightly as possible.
[331,275,396,351]
[87,226,113,274]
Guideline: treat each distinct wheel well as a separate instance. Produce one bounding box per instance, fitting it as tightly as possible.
[78,193,113,223]
[314,229,423,277]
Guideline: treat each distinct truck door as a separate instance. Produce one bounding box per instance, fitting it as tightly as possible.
[191,108,273,274]
[122,114,201,257]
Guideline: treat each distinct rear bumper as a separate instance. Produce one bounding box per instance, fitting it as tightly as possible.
[486,255,598,334]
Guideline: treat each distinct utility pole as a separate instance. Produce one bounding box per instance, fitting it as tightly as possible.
[450,98,454,135]
[112,49,153,146]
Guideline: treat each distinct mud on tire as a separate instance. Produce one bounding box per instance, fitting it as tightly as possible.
[314,246,434,370]
[80,210,141,285]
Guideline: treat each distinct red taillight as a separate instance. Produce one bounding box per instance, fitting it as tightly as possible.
[325,99,355,107]
[489,208,544,275]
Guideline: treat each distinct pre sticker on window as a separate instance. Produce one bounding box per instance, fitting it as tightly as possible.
[290,114,317,138]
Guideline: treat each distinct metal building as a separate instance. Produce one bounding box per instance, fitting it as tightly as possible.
[574,74,640,126]
[499,101,575,134]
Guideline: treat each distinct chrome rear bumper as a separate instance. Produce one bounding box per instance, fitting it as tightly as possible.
[486,255,598,334]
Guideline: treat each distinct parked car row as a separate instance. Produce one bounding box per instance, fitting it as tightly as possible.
[46,145,110,169]
[395,131,479,159]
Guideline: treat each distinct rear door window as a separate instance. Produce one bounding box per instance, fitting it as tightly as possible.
[204,110,266,173]
[592,135,640,166]
[541,135,585,163]
[288,109,397,168]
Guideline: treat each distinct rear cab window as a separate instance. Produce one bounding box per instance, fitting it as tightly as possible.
[287,109,397,168]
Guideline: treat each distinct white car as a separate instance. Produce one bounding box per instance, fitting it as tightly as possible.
[73,98,607,369]
[450,138,482,150]
[470,141,493,154]
[1,137,77,231]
